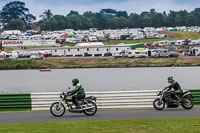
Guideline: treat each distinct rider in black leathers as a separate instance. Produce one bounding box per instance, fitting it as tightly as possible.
[165,76,183,102]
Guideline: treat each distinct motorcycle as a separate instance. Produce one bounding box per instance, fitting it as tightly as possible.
[153,88,194,110]
[50,88,97,117]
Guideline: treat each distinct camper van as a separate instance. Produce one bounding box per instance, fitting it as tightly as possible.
[188,47,200,56]
[175,40,185,46]
[128,50,148,58]
[30,51,44,59]
[113,50,128,58]
[157,40,170,46]
[149,49,168,57]
[188,40,200,45]
[0,51,18,60]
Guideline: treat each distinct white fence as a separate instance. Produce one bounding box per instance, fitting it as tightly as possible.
[31,90,158,110]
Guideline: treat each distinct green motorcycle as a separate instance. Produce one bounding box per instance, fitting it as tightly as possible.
[50,90,97,117]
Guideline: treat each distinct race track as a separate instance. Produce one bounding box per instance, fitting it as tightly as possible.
[0,107,200,124]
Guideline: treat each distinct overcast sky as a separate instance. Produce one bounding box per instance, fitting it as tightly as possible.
[1,0,200,20]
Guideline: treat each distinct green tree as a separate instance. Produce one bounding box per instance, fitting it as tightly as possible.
[118,16,128,28]
[3,19,24,30]
[101,9,117,14]
[0,1,35,26]
[67,15,83,30]
[40,9,53,20]
[67,11,79,16]
[129,13,142,28]
[191,8,200,26]
[25,14,36,29]
[117,11,128,19]
[53,15,67,30]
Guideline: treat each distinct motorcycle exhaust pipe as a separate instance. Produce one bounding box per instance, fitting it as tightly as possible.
[182,92,190,97]
[82,106,95,110]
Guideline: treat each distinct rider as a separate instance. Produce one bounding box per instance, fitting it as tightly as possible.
[165,76,183,102]
[68,78,85,109]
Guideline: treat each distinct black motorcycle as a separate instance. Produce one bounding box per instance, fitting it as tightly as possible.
[50,88,97,117]
[153,88,194,110]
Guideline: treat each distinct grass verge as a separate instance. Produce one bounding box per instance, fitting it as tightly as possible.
[0,118,200,133]
[1,57,200,70]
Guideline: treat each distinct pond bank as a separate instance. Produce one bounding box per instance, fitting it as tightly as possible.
[0,56,200,69]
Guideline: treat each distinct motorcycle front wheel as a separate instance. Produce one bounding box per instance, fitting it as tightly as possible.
[83,101,97,116]
[50,102,66,117]
[153,98,165,110]
[181,96,194,109]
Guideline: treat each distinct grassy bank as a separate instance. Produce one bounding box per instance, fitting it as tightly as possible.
[0,118,200,133]
[1,57,200,69]
[103,31,200,45]
[0,60,44,69]
[3,31,200,51]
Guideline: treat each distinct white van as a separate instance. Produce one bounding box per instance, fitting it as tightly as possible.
[113,50,128,58]
[30,52,43,59]
[0,51,18,60]
[150,49,168,57]
[128,50,147,58]
[175,40,185,46]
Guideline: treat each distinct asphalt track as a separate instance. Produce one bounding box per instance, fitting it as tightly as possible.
[0,107,200,124]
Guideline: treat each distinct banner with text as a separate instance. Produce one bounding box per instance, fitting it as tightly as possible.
[2,40,58,47]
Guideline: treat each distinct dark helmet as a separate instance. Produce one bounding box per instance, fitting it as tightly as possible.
[72,78,79,86]
[168,76,174,84]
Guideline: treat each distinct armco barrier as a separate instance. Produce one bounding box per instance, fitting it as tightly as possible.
[189,89,200,105]
[0,94,31,111]
[0,90,199,111]
[31,90,158,110]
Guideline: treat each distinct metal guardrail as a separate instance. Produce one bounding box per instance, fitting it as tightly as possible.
[0,94,31,111]
[189,89,200,105]
[31,90,158,110]
[0,89,199,111]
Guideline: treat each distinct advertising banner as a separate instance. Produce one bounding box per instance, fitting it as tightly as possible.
[2,40,58,47]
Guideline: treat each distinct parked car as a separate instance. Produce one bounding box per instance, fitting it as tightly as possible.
[113,50,128,58]
[165,52,179,57]
[128,50,147,58]
[30,52,44,59]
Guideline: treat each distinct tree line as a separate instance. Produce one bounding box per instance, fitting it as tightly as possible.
[1,1,200,31]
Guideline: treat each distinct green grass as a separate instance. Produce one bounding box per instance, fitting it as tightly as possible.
[0,118,200,133]
[102,31,200,45]
[103,38,164,45]
[0,60,44,69]
[163,31,200,40]
[2,47,16,52]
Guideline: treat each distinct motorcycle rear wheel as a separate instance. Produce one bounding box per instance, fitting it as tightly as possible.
[83,101,97,116]
[181,97,194,109]
[153,98,165,110]
[50,102,66,117]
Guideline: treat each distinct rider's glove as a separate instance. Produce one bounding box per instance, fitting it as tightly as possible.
[67,91,72,95]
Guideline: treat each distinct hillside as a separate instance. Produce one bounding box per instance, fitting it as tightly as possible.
[103,31,200,45]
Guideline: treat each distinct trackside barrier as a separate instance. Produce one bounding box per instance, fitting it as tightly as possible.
[31,90,158,110]
[0,89,198,111]
[189,89,200,105]
[0,94,31,111]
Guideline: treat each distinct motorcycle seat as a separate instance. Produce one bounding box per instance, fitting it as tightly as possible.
[181,90,189,95]
[79,96,91,100]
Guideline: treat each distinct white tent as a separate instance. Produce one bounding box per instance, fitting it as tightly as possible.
[75,42,104,47]
[1,30,21,35]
